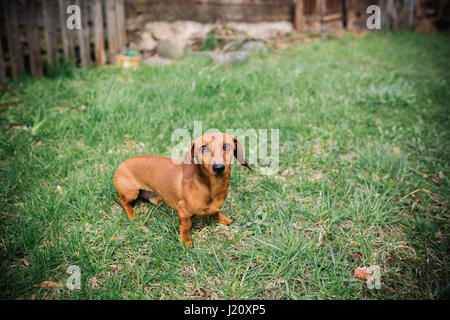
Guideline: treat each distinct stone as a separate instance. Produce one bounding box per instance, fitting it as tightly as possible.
[143,55,173,66]
[171,21,212,43]
[225,21,293,39]
[240,40,266,52]
[136,31,157,51]
[145,21,173,40]
[144,20,212,49]
[134,20,292,56]
[157,40,184,60]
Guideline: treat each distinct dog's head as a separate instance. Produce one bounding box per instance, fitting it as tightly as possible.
[183,132,252,177]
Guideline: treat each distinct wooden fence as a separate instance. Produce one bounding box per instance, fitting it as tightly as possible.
[0,0,127,83]
[1,0,446,84]
[0,0,343,84]
[294,0,344,33]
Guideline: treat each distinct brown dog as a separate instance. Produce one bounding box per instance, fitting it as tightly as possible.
[113,132,252,247]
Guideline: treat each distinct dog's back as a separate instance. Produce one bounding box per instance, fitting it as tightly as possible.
[114,155,182,208]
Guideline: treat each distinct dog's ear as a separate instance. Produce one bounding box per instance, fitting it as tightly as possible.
[233,136,252,171]
[182,141,196,181]
[183,141,195,165]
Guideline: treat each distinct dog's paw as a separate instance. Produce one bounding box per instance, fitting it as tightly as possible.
[180,237,193,248]
[217,214,232,225]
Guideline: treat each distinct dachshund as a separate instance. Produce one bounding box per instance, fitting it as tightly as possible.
[113,132,252,247]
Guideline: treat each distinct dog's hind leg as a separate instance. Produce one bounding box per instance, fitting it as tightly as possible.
[118,197,138,220]
[114,176,140,221]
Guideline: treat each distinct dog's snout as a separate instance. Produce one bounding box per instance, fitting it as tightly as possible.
[212,163,225,175]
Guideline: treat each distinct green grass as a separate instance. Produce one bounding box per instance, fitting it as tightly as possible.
[0,32,449,299]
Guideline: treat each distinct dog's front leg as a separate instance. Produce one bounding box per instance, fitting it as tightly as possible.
[178,214,193,248]
[177,202,193,248]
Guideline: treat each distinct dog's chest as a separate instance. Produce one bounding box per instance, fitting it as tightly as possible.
[187,177,229,217]
[187,188,227,217]
[193,197,225,216]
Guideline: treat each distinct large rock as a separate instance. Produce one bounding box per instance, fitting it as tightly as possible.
[145,21,173,40]
[157,40,184,60]
[136,31,157,51]
[133,20,291,55]
[144,20,212,49]
[225,21,293,39]
[172,21,212,43]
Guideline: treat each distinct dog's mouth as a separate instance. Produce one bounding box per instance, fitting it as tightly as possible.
[213,169,225,176]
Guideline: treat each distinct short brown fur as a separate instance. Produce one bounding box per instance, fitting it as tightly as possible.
[113,132,252,247]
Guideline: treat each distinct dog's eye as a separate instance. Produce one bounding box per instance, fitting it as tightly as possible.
[223,143,231,151]
[201,145,209,153]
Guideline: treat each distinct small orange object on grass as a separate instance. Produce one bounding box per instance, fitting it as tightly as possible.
[353,267,370,280]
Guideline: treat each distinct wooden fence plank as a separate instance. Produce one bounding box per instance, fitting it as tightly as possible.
[294,0,305,32]
[106,0,119,61]
[0,1,5,83]
[0,39,5,84]
[116,0,127,52]
[319,0,326,31]
[3,0,25,78]
[26,0,44,77]
[92,0,106,66]
[76,0,91,67]
[59,0,75,61]
[42,0,59,66]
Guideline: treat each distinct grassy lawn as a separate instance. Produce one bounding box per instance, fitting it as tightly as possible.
[0,32,449,300]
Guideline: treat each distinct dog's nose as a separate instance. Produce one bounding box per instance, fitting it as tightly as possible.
[212,163,225,175]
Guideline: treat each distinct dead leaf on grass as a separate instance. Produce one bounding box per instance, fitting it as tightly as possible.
[313,144,322,154]
[281,168,295,176]
[109,236,124,241]
[21,258,31,267]
[317,228,325,245]
[35,281,63,289]
[111,264,123,274]
[353,267,369,280]
[91,277,100,290]
[308,173,322,182]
